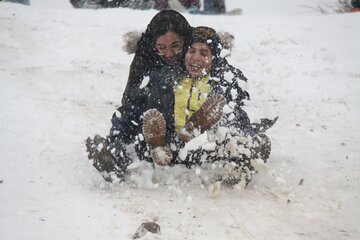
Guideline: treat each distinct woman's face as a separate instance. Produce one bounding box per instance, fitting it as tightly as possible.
[185,42,213,78]
[155,32,184,65]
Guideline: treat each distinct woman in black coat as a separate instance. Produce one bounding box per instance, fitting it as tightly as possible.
[86,10,193,181]
[109,10,193,145]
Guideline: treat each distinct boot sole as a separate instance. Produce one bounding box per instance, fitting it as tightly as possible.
[199,94,226,127]
[143,109,172,165]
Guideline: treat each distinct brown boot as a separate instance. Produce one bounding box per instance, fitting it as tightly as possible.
[85,135,124,182]
[143,109,172,166]
[180,95,226,142]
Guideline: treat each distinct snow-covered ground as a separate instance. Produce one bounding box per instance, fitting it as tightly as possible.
[1,0,359,239]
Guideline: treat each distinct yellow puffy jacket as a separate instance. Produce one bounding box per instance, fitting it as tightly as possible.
[174,76,211,132]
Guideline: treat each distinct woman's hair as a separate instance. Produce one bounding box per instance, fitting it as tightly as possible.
[136,10,193,65]
[146,10,192,44]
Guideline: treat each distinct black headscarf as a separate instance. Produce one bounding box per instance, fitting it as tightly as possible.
[136,10,193,66]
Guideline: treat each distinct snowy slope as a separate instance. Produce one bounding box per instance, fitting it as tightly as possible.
[0,1,360,239]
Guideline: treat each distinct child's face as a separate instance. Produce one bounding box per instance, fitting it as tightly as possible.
[185,42,212,78]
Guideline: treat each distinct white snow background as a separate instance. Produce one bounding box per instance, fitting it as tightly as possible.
[1,0,359,239]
